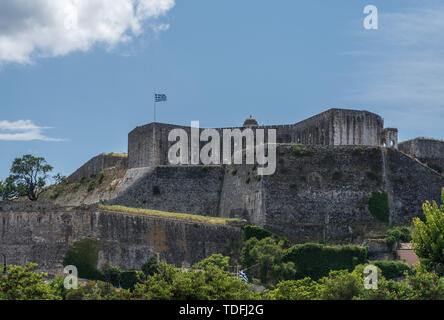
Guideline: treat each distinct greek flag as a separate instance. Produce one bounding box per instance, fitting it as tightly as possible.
[155,93,167,102]
[238,270,248,284]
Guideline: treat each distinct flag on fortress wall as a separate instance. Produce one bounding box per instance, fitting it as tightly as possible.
[155,94,167,102]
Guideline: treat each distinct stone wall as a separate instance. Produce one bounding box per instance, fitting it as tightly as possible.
[113,145,444,242]
[0,202,242,275]
[399,138,444,173]
[127,108,394,168]
[68,154,128,182]
[111,166,225,217]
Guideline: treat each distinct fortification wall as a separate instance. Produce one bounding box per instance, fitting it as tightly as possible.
[0,203,242,275]
[398,138,444,173]
[110,166,225,216]
[68,154,128,182]
[331,109,384,146]
[127,109,392,169]
[112,145,444,242]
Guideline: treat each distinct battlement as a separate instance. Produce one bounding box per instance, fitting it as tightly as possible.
[127,108,397,168]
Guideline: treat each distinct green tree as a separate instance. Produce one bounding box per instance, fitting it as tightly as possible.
[53,173,68,184]
[141,256,160,277]
[8,154,53,201]
[266,278,321,300]
[318,269,364,300]
[0,263,61,300]
[411,187,444,275]
[101,265,122,287]
[63,238,101,280]
[129,262,259,300]
[65,280,125,300]
[194,254,230,272]
[241,237,295,286]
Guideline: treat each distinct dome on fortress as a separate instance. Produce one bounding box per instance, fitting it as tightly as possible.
[243,115,258,128]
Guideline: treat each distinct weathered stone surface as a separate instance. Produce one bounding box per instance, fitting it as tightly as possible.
[68,153,128,182]
[399,138,444,174]
[0,203,242,275]
[109,145,444,242]
[128,108,396,168]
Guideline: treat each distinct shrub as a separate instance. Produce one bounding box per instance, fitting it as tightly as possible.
[101,265,122,287]
[141,256,160,277]
[283,243,368,280]
[63,238,101,280]
[319,270,364,300]
[242,225,272,241]
[254,175,261,181]
[371,261,412,280]
[231,169,238,176]
[368,191,390,223]
[385,226,411,250]
[120,270,144,290]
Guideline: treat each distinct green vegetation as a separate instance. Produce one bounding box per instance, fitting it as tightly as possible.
[283,243,367,280]
[104,152,128,157]
[242,225,272,240]
[231,169,238,175]
[0,263,61,300]
[87,172,105,192]
[98,204,244,226]
[368,191,390,224]
[371,261,412,280]
[291,145,315,157]
[411,187,444,276]
[63,238,101,279]
[0,154,53,201]
[254,175,261,181]
[241,237,295,286]
[385,226,412,250]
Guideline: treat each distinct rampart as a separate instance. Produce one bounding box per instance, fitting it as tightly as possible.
[0,202,242,275]
[127,108,395,168]
[68,153,128,182]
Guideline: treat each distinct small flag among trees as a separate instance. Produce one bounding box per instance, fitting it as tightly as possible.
[238,270,249,284]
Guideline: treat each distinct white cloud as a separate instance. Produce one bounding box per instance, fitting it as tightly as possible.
[0,120,65,141]
[0,0,175,64]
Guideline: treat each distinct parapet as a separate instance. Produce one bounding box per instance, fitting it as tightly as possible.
[68,153,128,182]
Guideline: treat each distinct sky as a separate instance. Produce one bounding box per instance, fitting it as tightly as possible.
[1,0,443,180]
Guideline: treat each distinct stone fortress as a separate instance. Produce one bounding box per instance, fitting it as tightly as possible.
[63,107,443,236]
[128,108,399,168]
[2,108,443,273]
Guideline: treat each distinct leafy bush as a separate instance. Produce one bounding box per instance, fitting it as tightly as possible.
[318,269,364,300]
[130,262,258,300]
[385,226,412,250]
[120,270,144,290]
[283,243,368,280]
[368,191,390,223]
[63,238,101,280]
[0,263,61,300]
[141,256,160,277]
[241,237,296,286]
[194,254,230,272]
[371,261,412,280]
[101,265,122,287]
[266,278,321,300]
[65,280,122,300]
[242,225,272,241]
[411,187,444,276]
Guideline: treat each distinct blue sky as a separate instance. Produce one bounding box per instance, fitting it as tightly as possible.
[1,0,443,180]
